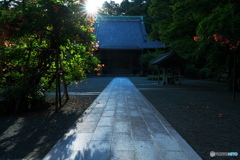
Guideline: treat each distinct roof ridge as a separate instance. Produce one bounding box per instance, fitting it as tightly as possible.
[97,15,143,21]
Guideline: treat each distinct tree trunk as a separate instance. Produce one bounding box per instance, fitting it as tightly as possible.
[228,48,240,101]
[15,50,31,114]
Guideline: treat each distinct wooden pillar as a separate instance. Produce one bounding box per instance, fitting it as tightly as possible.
[157,68,160,85]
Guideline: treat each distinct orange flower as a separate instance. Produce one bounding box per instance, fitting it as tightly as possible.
[193,36,200,42]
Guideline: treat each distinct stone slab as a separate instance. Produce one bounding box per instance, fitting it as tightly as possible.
[97,117,115,126]
[91,126,113,141]
[85,114,102,122]
[43,77,202,160]
[84,141,111,160]
[113,121,131,133]
[111,132,134,151]
[110,150,135,160]
[134,141,163,160]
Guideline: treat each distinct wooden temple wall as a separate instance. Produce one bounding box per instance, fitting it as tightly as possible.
[99,49,142,75]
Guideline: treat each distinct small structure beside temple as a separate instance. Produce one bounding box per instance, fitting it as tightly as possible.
[152,50,187,85]
[94,16,165,75]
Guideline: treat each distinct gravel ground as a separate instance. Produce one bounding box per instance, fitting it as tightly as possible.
[0,76,239,160]
[128,77,240,160]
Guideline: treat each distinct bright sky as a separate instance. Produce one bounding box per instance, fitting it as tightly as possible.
[86,0,123,13]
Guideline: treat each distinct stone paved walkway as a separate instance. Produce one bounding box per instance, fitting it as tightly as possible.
[43,77,202,160]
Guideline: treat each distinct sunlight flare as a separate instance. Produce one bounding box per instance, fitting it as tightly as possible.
[85,0,101,14]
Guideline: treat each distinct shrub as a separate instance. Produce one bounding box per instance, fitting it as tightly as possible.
[0,83,47,113]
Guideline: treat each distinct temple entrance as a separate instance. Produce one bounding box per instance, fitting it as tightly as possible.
[99,49,141,75]
[94,16,165,76]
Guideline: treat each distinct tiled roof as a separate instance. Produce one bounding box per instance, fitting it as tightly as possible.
[151,51,187,68]
[94,16,165,49]
[140,41,165,49]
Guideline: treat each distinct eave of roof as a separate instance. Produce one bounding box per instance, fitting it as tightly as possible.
[152,51,187,68]
[140,41,165,49]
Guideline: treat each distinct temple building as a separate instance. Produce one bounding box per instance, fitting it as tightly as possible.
[94,16,165,75]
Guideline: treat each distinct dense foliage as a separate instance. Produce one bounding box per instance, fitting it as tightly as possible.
[0,0,100,113]
[139,49,166,75]
[101,0,240,90]
[148,0,240,85]
[99,0,151,16]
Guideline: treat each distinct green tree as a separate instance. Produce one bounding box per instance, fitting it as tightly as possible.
[139,50,164,75]
[119,0,131,15]
[0,0,100,113]
[124,0,150,16]
[100,1,120,15]
[148,0,240,86]
[99,0,150,16]
[195,2,240,88]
